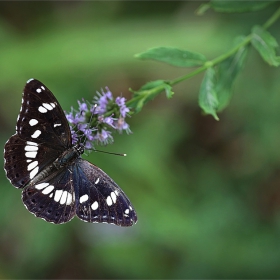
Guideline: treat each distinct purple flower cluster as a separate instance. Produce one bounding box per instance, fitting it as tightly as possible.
[65,87,131,150]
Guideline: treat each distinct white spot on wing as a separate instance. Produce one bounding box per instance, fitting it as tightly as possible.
[29,119,38,126]
[36,88,42,93]
[110,192,117,203]
[91,201,98,210]
[54,190,63,202]
[38,106,47,113]
[26,141,38,146]
[35,182,49,190]
[95,178,100,184]
[29,166,39,179]
[42,185,54,194]
[41,86,45,90]
[60,191,68,205]
[79,194,89,203]
[125,209,130,214]
[25,151,37,158]
[26,159,32,163]
[31,130,41,138]
[27,161,38,171]
[50,103,56,108]
[54,123,61,128]
[106,196,113,206]
[25,145,38,151]
[27,78,34,83]
[66,193,73,205]
[43,103,53,110]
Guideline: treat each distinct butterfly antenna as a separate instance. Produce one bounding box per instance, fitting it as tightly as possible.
[89,149,126,157]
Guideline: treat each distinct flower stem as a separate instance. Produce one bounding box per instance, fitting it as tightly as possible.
[263,6,280,29]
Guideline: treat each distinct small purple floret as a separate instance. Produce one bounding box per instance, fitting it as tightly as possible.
[65,86,131,149]
[78,100,88,112]
[116,96,130,117]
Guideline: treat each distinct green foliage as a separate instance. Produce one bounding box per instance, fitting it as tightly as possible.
[135,47,206,67]
[128,80,173,113]
[251,25,280,67]
[209,0,274,13]
[199,67,219,120]
[215,36,249,111]
[133,3,280,119]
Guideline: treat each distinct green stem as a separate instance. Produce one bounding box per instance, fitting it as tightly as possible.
[263,6,280,29]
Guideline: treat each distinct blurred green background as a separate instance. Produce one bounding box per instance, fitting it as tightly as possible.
[1,1,280,279]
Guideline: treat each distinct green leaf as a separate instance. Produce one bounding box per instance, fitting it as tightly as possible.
[128,80,174,113]
[134,97,145,114]
[199,67,219,120]
[216,36,249,111]
[164,84,174,99]
[126,93,147,113]
[138,80,174,99]
[209,0,274,13]
[137,80,166,91]
[135,47,206,67]
[251,25,280,67]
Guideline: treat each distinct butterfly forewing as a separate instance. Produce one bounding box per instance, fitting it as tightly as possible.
[17,79,71,147]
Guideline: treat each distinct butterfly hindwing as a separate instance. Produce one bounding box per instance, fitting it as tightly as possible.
[74,159,137,226]
[21,159,138,226]
[22,167,76,224]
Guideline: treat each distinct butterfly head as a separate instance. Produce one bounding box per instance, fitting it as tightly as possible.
[73,142,84,156]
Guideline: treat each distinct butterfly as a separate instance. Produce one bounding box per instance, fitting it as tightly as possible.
[3,79,137,226]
